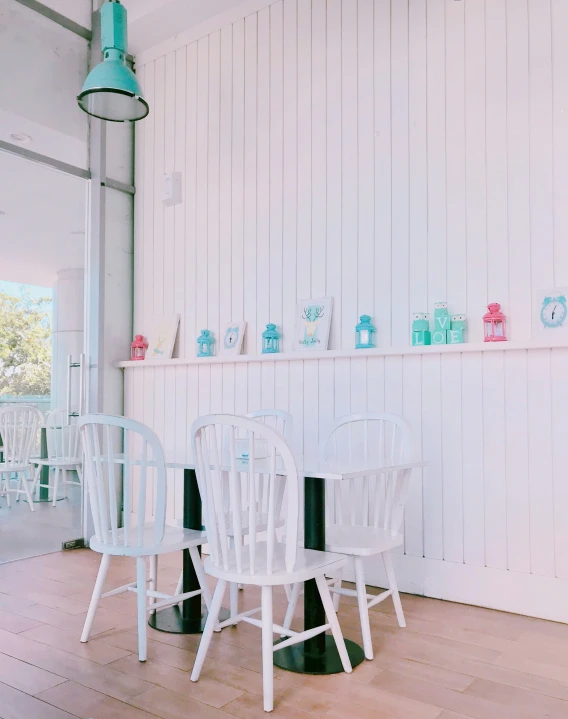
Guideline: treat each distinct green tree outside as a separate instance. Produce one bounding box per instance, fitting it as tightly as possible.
[0,287,52,396]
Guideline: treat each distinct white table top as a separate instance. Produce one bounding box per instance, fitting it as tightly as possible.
[163,456,425,480]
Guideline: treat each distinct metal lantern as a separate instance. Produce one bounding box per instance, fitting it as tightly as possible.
[78,1,149,122]
[130,334,148,361]
[483,303,507,342]
[197,329,215,357]
[356,315,376,349]
[262,323,281,354]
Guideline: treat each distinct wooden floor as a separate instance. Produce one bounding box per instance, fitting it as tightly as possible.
[0,550,567,719]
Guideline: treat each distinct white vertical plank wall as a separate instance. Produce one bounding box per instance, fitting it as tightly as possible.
[125,0,568,622]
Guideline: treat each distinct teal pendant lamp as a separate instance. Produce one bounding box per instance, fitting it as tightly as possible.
[78,0,149,122]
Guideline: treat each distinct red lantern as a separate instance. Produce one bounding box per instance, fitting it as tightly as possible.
[483,303,507,342]
[131,334,148,360]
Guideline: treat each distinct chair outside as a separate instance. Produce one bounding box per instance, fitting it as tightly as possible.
[189,414,351,712]
[0,405,43,512]
[78,414,212,662]
[31,408,83,507]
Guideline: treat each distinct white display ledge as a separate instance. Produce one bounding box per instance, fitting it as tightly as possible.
[117,339,568,369]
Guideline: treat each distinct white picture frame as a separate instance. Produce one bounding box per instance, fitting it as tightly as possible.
[533,288,568,339]
[146,314,180,360]
[293,297,333,351]
[220,321,247,356]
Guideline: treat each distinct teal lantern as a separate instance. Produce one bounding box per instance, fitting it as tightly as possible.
[356,315,376,349]
[197,330,214,357]
[78,1,149,122]
[262,324,281,354]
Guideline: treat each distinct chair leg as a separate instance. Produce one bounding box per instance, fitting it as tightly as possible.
[332,567,343,612]
[281,582,301,637]
[230,582,239,620]
[52,468,60,507]
[382,551,406,628]
[175,570,183,605]
[315,574,352,674]
[261,585,274,712]
[21,471,35,513]
[4,474,10,508]
[81,554,110,642]
[16,473,23,501]
[31,465,40,496]
[191,579,227,682]
[136,557,148,661]
[354,556,373,660]
[149,555,158,614]
[188,546,212,610]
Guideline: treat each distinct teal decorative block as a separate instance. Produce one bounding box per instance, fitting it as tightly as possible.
[412,330,431,346]
[434,314,451,331]
[447,329,464,344]
[412,313,430,332]
[451,314,467,331]
[431,329,448,345]
[434,302,448,316]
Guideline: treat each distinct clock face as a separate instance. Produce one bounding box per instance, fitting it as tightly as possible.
[541,298,568,328]
[224,327,239,348]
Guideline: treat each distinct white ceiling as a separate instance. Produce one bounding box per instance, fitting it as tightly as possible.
[0,151,86,288]
[121,0,246,54]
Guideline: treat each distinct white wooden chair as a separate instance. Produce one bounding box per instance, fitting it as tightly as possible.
[0,405,43,512]
[175,409,295,616]
[78,414,212,662]
[284,412,416,661]
[189,414,351,712]
[31,408,83,506]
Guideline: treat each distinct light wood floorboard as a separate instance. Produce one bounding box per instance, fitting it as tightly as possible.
[0,549,566,718]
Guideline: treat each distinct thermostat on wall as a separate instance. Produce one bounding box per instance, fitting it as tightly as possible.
[163,172,182,206]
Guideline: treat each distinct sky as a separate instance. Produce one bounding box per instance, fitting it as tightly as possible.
[0,280,52,300]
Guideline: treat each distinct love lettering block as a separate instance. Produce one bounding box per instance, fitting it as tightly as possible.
[447,329,464,344]
[412,330,432,346]
[431,329,448,345]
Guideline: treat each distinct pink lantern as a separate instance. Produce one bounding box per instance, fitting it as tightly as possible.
[483,303,507,342]
[131,334,148,360]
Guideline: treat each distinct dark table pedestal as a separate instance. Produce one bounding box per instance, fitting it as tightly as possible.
[149,468,228,634]
[273,476,364,674]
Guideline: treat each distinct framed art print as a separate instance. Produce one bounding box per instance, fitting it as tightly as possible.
[147,314,180,360]
[220,321,247,356]
[293,297,333,351]
[533,288,568,339]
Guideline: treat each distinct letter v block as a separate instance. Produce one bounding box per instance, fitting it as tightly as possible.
[434,314,451,331]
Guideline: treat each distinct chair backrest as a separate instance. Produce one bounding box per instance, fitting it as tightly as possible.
[246,409,294,443]
[0,405,42,467]
[78,414,167,549]
[192,414,299,576]
[46,408,81,462]
[321,413,412,533]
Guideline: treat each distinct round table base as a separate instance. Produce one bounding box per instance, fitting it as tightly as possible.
[149,605,230,635]
[273,636,365,675]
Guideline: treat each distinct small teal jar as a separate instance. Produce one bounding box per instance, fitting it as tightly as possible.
[197,329,214,357]
[356,315,376,349]
[262,323,281,354]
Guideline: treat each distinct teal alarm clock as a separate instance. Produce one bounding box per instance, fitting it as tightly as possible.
[540,295,568,328]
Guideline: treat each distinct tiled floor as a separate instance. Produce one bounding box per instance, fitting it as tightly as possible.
[0,549,567,718]
[0,484,82,564]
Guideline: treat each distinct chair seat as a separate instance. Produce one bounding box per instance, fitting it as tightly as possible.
[204,542,347,586]
[33,458,82,467]
[325,524,403,556]
[90,523,207,557]
[171,511,285,537]
[0,463,33,473]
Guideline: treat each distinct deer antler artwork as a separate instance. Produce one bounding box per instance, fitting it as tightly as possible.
[302,306,325,322]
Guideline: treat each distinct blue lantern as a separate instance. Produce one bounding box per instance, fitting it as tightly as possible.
[356,315,376,349]
[197,329,214,357]
[262,324,281,354]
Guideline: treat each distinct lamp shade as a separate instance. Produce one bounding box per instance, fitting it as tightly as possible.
[78,1,149,122]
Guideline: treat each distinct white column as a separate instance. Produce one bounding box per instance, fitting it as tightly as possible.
[51,269,84,411]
